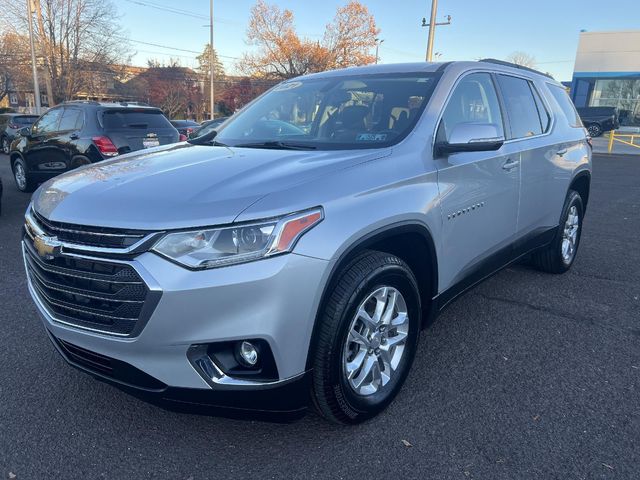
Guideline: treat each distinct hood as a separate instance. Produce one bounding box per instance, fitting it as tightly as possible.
[32,142,387,230]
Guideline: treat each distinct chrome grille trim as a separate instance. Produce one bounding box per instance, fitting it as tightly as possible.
[23,240,163,337]
[25,208,164,255]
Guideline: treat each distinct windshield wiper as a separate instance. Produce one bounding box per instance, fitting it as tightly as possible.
[233,141,317,150]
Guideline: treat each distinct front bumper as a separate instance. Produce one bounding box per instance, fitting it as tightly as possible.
[26,244,329,415]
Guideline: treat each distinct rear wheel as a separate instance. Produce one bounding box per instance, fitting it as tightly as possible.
[587,123,602,137]
[531,190,584,274]
[12,157,37,193]
[311,251,421,424]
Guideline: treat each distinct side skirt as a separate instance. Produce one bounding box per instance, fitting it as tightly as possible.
[429,226,557,318]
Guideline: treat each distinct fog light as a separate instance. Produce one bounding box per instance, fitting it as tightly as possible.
[238,341,259,367]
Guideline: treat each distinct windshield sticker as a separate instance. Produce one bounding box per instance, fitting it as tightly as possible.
[356,133,388,141]
[274,81,303,92]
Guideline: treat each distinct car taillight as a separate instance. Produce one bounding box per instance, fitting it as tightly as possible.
[92,136,119,156]
[9,124,19,129]
[179,134,188,141]
[186,128,194,134]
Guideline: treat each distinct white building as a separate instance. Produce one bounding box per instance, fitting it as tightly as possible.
[571,30,640,126]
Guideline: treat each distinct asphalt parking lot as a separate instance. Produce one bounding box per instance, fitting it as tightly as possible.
[0,153,638,479]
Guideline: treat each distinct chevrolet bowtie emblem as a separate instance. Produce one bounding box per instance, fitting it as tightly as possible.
[33,234,63,259]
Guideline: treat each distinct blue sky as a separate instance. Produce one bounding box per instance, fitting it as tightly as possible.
[117,0,640,81]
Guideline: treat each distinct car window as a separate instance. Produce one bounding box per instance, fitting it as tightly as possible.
[438,72,504,142]
[32,108,63,135]
[497,75,544,138]
[102,110,173,130]
[214,73,439,150]
[15,116,39,125]
[58,108,83,131]
[548,84,583,128]
[530,84,551,133]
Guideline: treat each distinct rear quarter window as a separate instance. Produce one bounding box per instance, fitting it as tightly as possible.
[547,85,583,128]
[101,110,173,130]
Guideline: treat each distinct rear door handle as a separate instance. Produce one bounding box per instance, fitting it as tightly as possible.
[502,158,519,171]
[556,148,568,156]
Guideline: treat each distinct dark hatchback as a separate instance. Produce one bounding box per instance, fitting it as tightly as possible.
[0,113,40,154]
[9,101,179,192]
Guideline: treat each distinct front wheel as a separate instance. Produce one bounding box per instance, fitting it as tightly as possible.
[12,157,37,193]
[531,190,584,274]
[311,251,421,424]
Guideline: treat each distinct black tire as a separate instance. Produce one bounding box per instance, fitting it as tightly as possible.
[1,136,9,155]
[531,190,584,274]
[12,157,37,193]
[311,250,422,424]
[587,123,602,137]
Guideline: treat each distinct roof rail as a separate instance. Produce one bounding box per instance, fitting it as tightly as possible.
[63,100,101,105]
[478,58,553,79]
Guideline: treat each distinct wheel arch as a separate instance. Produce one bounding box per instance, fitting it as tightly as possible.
[304,221,439,370]
[569,170,591,213]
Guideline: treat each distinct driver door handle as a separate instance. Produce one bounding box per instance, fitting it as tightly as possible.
[556,148,568,156]
[502,158,519,171]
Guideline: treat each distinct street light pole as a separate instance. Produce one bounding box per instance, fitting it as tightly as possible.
[209,0,215,119]
[425,0,437,62]
[375,38,384,64]
[421,1,451,62]
[26,0,41,114]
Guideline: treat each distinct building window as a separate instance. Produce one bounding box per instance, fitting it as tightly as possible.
[9,93,18,105]
[590,78,640,127]
[41,94,49,106]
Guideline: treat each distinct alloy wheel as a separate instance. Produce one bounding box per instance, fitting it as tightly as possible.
[343,286,409,396]
[14,162,26,190]
[561,205,579,264]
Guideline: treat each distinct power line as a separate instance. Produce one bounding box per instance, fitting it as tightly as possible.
[122,0,237,24]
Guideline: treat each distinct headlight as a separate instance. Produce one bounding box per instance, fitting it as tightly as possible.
[152,207,323,269]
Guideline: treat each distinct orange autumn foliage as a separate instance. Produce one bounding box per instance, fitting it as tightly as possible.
[240,0,380,79]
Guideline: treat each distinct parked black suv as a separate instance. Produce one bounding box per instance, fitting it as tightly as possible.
[0,113,39,154]
[577,106,620,137]
[9,101,179,192]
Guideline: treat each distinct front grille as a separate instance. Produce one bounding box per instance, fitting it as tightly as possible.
[24,239,150,336]
[31,209,149,249]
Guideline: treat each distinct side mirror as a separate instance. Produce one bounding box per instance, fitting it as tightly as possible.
[18,126,31,137]
[436,123,505,156]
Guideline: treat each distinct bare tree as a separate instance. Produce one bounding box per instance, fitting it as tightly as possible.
[505,51,537,68]
[0,32,32,103]
[0,0,131,104]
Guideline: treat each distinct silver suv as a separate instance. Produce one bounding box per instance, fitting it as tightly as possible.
[23,60,591,424]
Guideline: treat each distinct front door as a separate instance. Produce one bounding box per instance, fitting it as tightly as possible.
[434,72,520,292]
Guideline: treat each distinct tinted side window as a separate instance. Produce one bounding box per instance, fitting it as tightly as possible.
[530,84,550,133]
[58,108,83,131]
[497,75,543,139]
[32,109,63,134]
[439,72,504,141]
[548,84,583,128]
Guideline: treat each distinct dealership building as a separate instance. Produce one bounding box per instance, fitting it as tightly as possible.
[571,30,640,127]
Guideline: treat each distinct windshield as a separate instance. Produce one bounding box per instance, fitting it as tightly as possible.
[213,73,439,150]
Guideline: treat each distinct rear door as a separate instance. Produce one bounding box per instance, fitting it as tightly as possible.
[495,74,568,239]
[101,109,179,154]
[435,72,520,290]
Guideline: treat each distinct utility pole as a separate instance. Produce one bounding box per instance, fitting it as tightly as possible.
[421,0,451,62]
[209,0,215,119]
[26,0,41,114]
[375,38,384,64]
